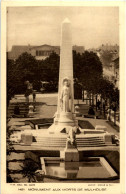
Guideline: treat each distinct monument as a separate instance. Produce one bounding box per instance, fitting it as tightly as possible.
[19,18,118,151]
[49,18,78,134]
[9,18,119,182]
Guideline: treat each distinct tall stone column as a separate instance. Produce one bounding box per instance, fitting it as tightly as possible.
[54,18,77,127]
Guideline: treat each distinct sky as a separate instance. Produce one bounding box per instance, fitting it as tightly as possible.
[7,6,119,51]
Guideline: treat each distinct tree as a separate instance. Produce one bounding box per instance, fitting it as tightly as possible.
[73,50,103,94]
[20,159,40,182]
[7,52,38,104]
[39,52,60,82]
[38,52,60,91]
[15,52,38,82]
[7,50,119,106]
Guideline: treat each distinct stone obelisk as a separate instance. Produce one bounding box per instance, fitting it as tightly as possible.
[54,18,77,128]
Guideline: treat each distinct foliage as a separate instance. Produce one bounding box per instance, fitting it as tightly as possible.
[15,52,38,81]
[7,53,37,104]
[7,50,119,105]
[73,50,119,105]
[73,50,103,94]
[6,126,15,155]
[38,52,60,82]
[20,159,40,182]
[97,78,119,105]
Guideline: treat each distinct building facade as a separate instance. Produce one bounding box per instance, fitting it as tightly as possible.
[7,44,84,60]
[103,56,119,89]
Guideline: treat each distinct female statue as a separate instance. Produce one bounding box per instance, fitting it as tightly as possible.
[60,78,71,112]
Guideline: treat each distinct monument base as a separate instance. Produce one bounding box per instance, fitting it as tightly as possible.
[54,111,78,127]
[48,124,79,134]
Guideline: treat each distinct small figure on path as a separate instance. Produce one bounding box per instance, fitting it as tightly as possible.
[103,102,106,118]
[107,107,111,121]
[33,90,36,103]
[24,81,33,103]
[97,99,101,110]
[88,105,95,115]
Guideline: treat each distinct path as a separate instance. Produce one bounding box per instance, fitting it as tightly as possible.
[9,93,119,137]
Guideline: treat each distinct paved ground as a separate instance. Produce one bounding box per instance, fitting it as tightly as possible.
[36,94,119,136]
[9,93,119,137]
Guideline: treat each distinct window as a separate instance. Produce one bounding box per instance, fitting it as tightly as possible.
[36,50,52,56]
[36,50,39,56]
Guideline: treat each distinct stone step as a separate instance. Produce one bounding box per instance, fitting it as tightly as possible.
[36,139,104,143]
[8,110,28,113]
[77,140,104,143]
[8,112,29,115]
[36,137,67,141]
[76,138,104,141]
[76,137,105,145]
[8,104,29,107]
[8,107,29,111]
[76,142,105,145]
[34,142,66,145]
[37,139,66,142]
[35,134,106,147]
[36,141,66,144]
[35,141,105,147]
[37,136,102,139]
[31,143,66,147]
[8,106,28,110]
[36,137,66,139]
[36,137,104,141]
[77,142,105,145]
[9,103,28,106]
[77,137,104,139]
[31,143,105,147]
[36,142,105,146]
[8,113,27,116]
[77,144,106,147]
[76,137,104,139]
[34,141,66,145]
[76,141,104,144]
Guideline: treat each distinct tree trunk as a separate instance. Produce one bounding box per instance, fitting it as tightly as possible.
[96,95,97,111]
[100,96,102,115]
[92,94,94,105]
[114,110,116,126]
[82,89,84,102]
[89,93,91,106]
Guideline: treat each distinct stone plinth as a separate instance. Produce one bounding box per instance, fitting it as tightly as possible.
[58,112,75,126]
[104,133,112,144]
[28,104,34,117]
[60,149,79,162]
[95,125,107,131]
[21,133,33,145]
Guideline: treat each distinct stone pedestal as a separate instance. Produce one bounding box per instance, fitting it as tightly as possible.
[53,111,78,132]
[58,112,75,126]
[60,149,79,162]
[21,133,33,145]
[28,104,34,117]
[104,133,112,144]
